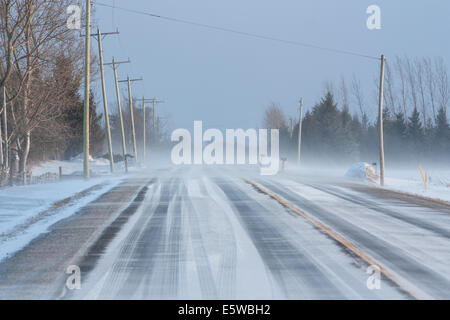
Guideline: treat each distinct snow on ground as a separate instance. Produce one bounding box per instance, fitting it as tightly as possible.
[383,167,450,203]
[287,161,450,203]
[31,157,120,177]
[0,176,123,262]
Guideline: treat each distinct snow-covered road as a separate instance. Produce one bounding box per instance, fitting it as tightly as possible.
[1,167,450,299]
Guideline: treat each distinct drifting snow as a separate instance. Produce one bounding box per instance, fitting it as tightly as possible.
[31,157,124,177]
[0,177,122,262]
[383,168,450,203]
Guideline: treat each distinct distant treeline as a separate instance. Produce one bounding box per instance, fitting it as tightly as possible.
[278,92,450,165]
[265,56,450,166]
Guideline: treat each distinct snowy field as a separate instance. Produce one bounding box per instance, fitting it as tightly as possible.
[384,167,450,203]
[286,162,450,203]
[31,156,125,177]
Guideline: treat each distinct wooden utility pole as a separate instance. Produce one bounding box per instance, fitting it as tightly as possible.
[105,58,130,172]
[142,98,155,164]
[119,77,143,163]
[151,99,165,145]
[83,0,91,179]
[143,97,146,163]
[94,28,119,173]
[297,98,304,166]
[289,117,294,139]
[378,54,386,186]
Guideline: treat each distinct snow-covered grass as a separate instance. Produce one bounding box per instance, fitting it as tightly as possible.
[286,162,450,203]
[383,167,450,203]
[0,176,123,262]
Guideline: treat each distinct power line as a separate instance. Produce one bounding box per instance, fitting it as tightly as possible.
[95,1,380,61]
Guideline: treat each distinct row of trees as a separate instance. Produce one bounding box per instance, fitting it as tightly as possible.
[264,56,450,166]
[0,1,105,185]
[109,100,170,158]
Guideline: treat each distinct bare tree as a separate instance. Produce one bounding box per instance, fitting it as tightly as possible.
[351,74,366,120]
[263,103,287,129]
[384,61,397,114]
[405,56,419,114]
[1,0,84,180]
[435,57,450,115]
[395,56,409,119]
[414,58,428,126]
[339,76,349,110]
[424,57,437,120]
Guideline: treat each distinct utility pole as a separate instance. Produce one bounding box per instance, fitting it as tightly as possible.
[378,54,386,186]
[92,28,119,173]
[119,77,143,164]
[83,0,91,179]
[141,98,155,164]
[297,98,304,167]
[142,97,146,163]
[105,58,130,172]
[289,117,294,139]
[151,99,165,145]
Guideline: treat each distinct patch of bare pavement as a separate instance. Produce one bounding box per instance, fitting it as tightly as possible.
[0,175,152,299]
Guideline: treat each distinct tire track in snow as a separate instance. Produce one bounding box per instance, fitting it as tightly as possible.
[88,180,162,299]
[115,178,177,298]
[256,178,450,299]
[216,178,344,299]
[305,183,450,240]
[201,177,238,299]
[154,179,184,299]
[182,181,219,299]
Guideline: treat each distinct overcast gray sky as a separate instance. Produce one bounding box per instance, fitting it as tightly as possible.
[92,0,450,131]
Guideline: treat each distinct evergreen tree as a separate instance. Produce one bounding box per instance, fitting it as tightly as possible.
[407,107,425,158]
[311,92,341,157]
[63,92,105,159]
[392,112,408,159]
[434,107,450,159]
[339,104,359,160]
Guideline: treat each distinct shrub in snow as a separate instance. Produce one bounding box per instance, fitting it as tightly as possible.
[345,162,379,184]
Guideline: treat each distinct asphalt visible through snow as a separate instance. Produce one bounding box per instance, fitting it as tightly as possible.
[1,167,450,299]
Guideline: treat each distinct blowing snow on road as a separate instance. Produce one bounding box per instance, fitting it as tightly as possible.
[1,167,449,300]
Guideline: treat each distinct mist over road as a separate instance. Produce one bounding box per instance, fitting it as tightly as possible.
[1,167,449,300]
